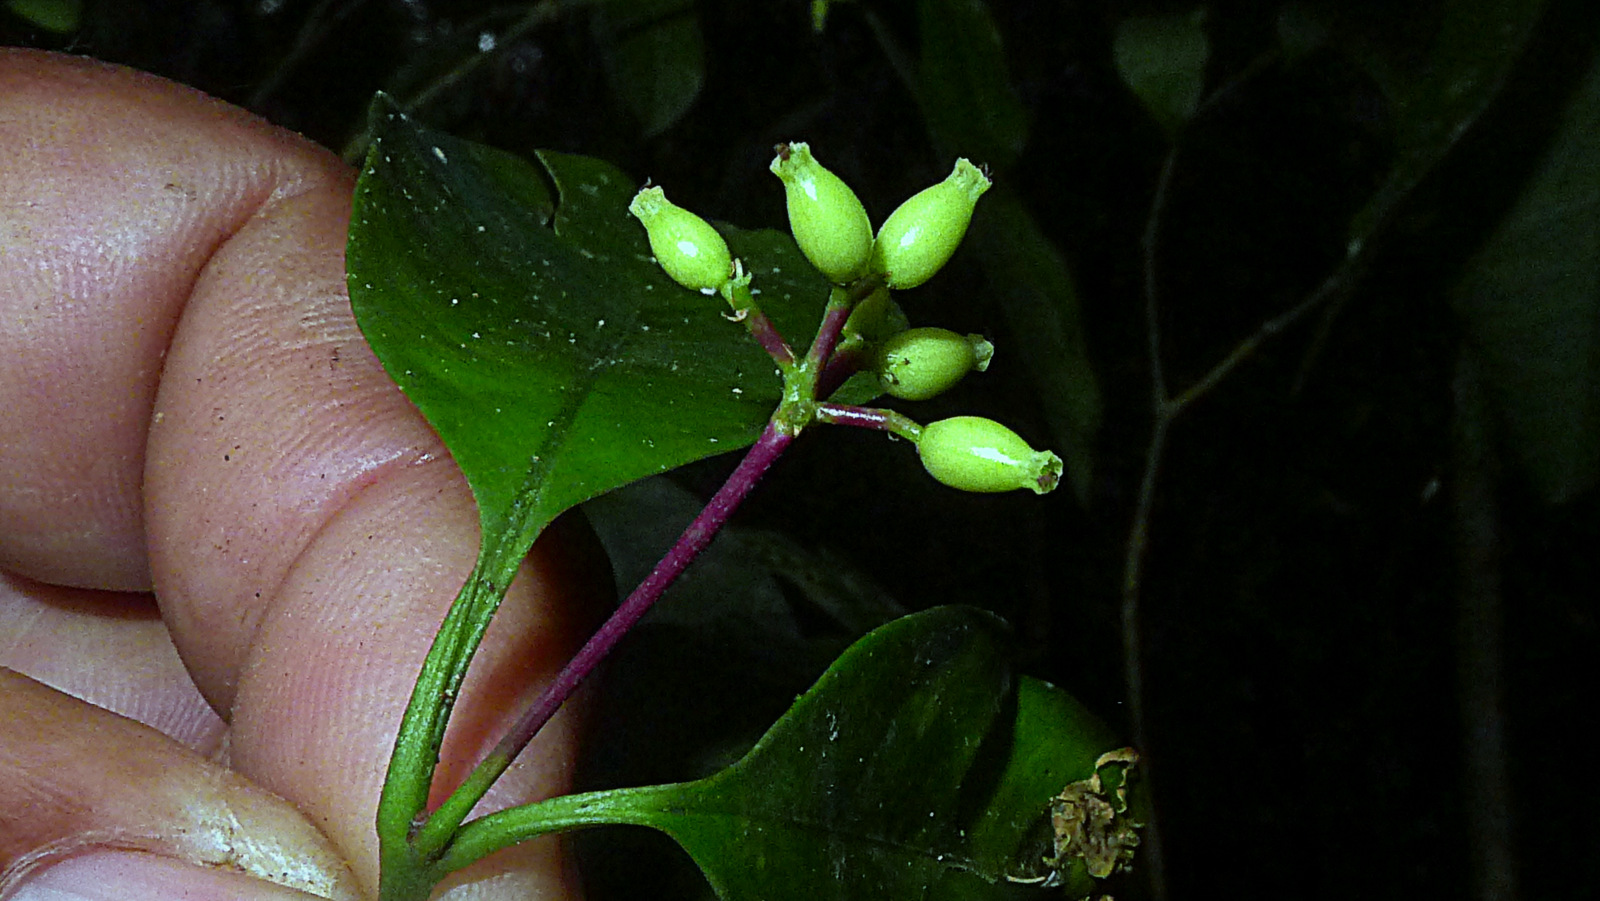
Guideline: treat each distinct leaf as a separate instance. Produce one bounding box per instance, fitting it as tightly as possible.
[1112,9,1210,140]
[1451,48,1600,503]
[453,607,1134,901]
[585,475,904,646]
[970,188,1102,507]
[593,0,706,137]
[577,475,907,790]
[4,0,80,32]
[1345,0,1545,254]
[917,0,1029,168]
[347,94,841,559]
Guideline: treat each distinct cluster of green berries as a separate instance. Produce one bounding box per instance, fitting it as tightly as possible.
[770,142,991,289]
[627,144,1061,496]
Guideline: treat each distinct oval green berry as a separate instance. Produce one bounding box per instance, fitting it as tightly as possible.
[870,159,992,289]
[770,142,874,284]
[917,416,1062,495]
[628,186,733,293]
[875,327,994,401]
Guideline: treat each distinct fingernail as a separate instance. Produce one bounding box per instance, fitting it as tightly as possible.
[5,850,323,900]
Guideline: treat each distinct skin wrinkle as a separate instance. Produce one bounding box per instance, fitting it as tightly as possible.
[143,179,440,715]
[1,59,329,591]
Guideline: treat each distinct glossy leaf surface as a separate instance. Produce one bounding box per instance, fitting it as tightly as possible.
[453,606,1129,901]
[348,95,842,552]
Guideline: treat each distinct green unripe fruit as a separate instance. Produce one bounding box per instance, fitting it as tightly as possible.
[876,327,994,401]
[770,142,874,284]
[628,186,733,294]
[870,159,992,289]
[917,416,1062,495]
[842,286,908,346]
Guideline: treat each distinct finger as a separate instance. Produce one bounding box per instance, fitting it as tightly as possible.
[0,51,343,593]
[0,667,362,900]
[0,573,223,753]
[1,49,608,898]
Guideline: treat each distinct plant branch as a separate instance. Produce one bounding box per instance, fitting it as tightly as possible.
[1142,151,1179,406]
[413,419,796,857]
[816,402,923,441]
[805,286,858,375]
[724,274,798,369]
[1452,351,1517,901]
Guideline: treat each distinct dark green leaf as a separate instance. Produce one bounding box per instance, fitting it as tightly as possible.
[455,607,1133,901]
[585,476,904,645]
[964,676,1118,884]
[1451,49,1600,503]
[917,0,1029,168]
[1112,9,1209,140]
[348,95,839,555]
[1346,0,1545,252]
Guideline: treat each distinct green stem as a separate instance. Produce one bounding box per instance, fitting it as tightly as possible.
[377,543,525,901]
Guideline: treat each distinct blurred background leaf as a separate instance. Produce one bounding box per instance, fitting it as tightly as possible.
[1112,8,1209,140]
[4,0,79,32]
[916,0,1028,168]
[592,0,705,137]
[1451,48,1600,503]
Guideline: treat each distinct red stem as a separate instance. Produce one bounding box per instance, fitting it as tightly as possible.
[421,420,795,845]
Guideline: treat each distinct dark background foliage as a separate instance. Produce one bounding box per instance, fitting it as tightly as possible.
[8,0,1598,898]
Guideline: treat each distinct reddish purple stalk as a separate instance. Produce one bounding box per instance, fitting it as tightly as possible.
[505,421,791,749]
[421,276,868,849]
[421,420,796,844]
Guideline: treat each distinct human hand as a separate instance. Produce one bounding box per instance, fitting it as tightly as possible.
[1,49,605,901]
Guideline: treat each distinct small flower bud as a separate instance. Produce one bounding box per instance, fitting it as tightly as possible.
[770,142,874,284]
[917,416,1062,495]
[628,186,733,293]
[870,159,992,289]
[875,327,994,401]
